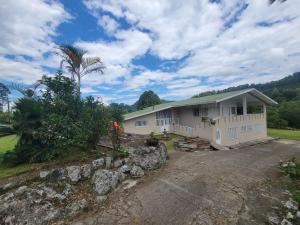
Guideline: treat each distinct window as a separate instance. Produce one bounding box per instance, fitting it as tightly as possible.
[135,120,147,127]
[199,106,208,117]
[193,108,200,117]
[228,127,238,139]
[231,107,236,115]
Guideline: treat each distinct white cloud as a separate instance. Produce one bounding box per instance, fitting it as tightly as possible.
[98,15,119,34]
[0,0,70,84]
[83,0,300,100]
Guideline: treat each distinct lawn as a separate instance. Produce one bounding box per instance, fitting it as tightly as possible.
[0,135,18,153]
[268,128,300,141]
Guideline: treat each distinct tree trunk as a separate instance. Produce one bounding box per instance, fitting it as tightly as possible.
[77,73,81,96]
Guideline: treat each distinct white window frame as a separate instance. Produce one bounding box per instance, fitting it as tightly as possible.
[135,120,147,127]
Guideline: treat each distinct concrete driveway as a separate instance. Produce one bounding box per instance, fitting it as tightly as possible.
[70,140,300,225]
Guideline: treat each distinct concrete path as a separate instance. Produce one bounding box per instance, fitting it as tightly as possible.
[69,140,300,225]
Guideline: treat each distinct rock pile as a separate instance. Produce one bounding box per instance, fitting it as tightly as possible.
[174,137,211,152]
[0,143,168,225]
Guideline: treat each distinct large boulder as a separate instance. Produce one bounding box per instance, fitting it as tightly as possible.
[130,143,168,170]
[92,170,125,195]
[66,166,81,183]
[130,165,144,178]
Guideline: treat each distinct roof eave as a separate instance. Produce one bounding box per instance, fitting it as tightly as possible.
[124,106,173,121]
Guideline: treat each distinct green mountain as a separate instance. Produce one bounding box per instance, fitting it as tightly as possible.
[193,72,300,103]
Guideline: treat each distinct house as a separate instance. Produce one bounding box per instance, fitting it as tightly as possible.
[123,88,278,147]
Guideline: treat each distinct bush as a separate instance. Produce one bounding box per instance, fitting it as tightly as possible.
[0,112,13,124]
[3,72,113,165]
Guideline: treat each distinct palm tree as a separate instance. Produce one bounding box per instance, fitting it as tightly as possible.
[57,45,105,94]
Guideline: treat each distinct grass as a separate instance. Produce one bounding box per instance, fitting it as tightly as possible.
[154,133,182,151]
[0,135,18,153]
[268,128,300,140]
[0,145,121,179]
[0,163,46,179]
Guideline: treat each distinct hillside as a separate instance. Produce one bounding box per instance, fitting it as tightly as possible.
[193,72,300,103]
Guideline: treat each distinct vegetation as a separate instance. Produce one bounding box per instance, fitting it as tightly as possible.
[0,82,11,112]
[1,69,120,165]
[282,157,300,205]
[58,45,105,94]
[268,128,300,140]
[135,90,162,110]
[194,72,300,129]
[0,112,13,124]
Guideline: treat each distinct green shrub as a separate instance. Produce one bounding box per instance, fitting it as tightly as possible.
[3,72,113,165]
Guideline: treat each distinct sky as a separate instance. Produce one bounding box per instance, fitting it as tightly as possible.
[0,0,300,105]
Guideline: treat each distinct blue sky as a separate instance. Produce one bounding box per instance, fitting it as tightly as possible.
[0,0,300,105]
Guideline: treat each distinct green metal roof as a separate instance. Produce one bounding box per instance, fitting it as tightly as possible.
[124,88,277,120]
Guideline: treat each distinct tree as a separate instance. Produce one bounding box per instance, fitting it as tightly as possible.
[58,45,105,94]
[135,90,161,110]
[0,83,11,112]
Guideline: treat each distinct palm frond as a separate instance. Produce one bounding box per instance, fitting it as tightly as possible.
[81,57,105,77]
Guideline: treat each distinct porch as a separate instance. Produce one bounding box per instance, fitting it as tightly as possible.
[170,113,267,146]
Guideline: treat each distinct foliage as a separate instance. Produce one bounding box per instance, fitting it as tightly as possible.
[135,90,161,110]
[281,157,300,205]
[0,82,10,112]
[0,112,13,124]
[58,45,105,94]
[108,103,126,123]
[0,124,15,138]
[3,71,111,165]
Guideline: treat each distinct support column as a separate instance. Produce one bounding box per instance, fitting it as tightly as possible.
[243,95,247,115]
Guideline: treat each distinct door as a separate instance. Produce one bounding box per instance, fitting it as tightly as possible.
[216,128,221,145]
[159,119,170,132]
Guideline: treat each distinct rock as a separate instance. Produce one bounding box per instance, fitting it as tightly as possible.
[92,170,122,195]
[122,180,138,190]
[105,157,113,169]
[40,170,50,179]
[281,219,292,225]
[92,158,105,170]
[81,164,92,179]
[288,162,296,167]
[96,195,107,203]
[296,211,300,218]
[15,186,28,195]
[284,199,298,210]
[116,171,126,182]
[67,199,88,215]
[41,185,66,200]
[48,168,66,181]
[268,215,280,225]
[119,164,132,173]
[282,163,288,168]
[131,144,168,170]
[2,182,13,190]
[66,166,81,183]
[114,159,123,168]
[287,212,294,220]
[130,165,144,178]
